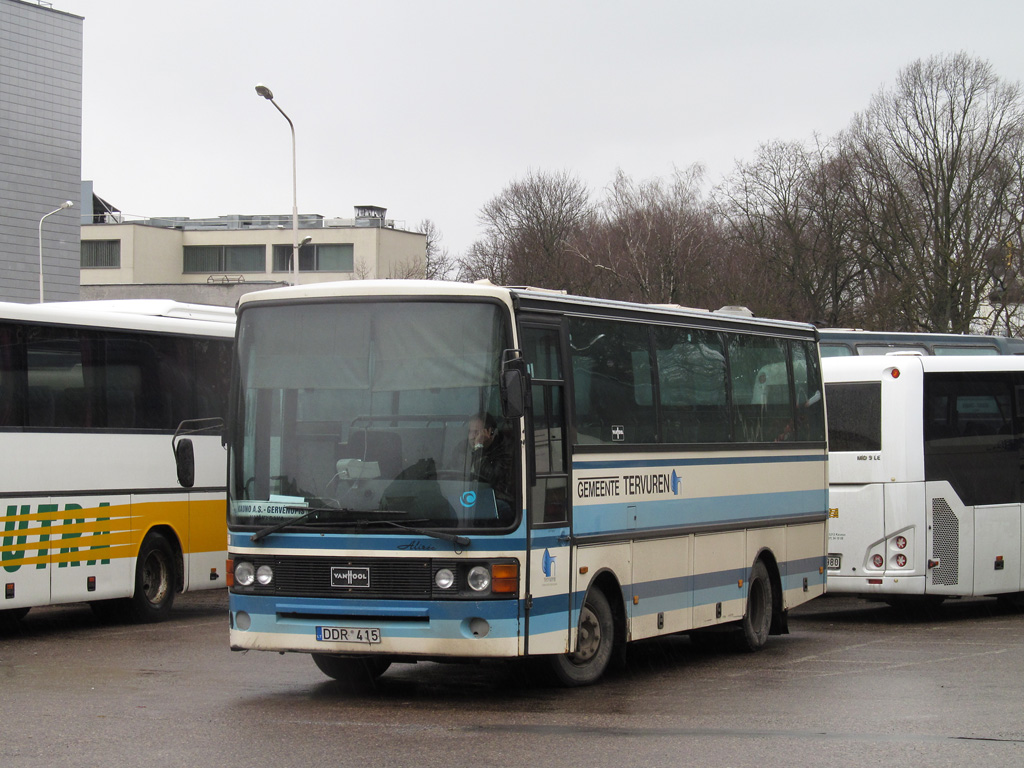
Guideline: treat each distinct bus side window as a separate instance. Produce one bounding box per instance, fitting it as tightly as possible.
[792,341,825,442]
[924,374,1018,505]
[654,327,729,444]
[728,335,790,443]
[569,317,655,444]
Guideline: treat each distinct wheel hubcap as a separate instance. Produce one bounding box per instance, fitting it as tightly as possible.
[573,605,601,663]
[142,552,170,605]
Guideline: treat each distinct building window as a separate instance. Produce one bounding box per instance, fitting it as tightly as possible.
[81,240,121,268]
[273,243,354,272]
[183,245,265,273]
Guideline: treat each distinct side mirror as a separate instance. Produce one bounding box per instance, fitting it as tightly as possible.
[174,438,195,488]
[500,351,528,420]
[170,418,223,488]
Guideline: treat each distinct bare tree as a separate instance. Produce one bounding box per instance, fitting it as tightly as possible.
[418,219,456,280]
[470,169,593,292]
[848,53,1024,332]
[716,139,864,324]
[576,166,719,306]
[456,230,513,285]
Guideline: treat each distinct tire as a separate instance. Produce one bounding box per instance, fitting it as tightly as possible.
[547,588,615,687]
[127,531,176,623]
[312,654,392,691]
[736,560,772,652]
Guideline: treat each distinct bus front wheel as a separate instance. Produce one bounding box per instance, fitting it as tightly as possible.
[736,560,772,652]
[547,588,615,687]
[312,654,391,690]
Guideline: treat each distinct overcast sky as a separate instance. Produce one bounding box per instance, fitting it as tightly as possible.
[53,0,1024,256]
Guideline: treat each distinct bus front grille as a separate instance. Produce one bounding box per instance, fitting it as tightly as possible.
[250,555,433,599]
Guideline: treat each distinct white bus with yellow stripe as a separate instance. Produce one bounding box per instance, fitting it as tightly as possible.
[218,281,828,687]
[1,300,233,623]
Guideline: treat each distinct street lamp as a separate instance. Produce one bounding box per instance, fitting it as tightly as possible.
[38,200,74,303]
[255,83,300,283]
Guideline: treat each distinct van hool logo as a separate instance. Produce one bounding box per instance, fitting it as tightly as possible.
[331,566,370,588]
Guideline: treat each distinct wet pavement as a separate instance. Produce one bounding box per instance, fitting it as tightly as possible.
[2,590,1022,767]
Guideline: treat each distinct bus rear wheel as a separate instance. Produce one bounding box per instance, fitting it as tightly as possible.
[547,588,615,687]
[735,560,772,652]
[312,654,391,690]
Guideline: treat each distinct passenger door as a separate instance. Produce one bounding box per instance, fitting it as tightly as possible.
[519,321,573,655]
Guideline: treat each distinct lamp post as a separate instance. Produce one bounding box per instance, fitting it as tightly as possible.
[38,200,74,303]
[255,83,300,283]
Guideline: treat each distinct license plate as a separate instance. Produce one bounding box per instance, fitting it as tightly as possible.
[827,554,842,570]
[316,626,381,644]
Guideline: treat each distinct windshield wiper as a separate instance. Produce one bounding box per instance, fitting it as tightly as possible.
[249,507,471,548]
[250,506,340,543]
[374,520,471,548]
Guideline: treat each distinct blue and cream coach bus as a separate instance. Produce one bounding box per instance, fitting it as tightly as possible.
[208,281,828,686]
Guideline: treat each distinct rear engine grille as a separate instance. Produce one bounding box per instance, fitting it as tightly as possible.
[931,498,959,587]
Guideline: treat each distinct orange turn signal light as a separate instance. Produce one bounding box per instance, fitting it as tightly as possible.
[491,563,519,593]
[225,559,234,587]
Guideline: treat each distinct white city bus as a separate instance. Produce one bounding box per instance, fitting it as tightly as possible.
[210,280,828,687]
[1,300,234,623]
[819,328,1024,358]
[824,355,1024,606]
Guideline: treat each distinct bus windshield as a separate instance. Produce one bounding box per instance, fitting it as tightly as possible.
[229,299,515,532]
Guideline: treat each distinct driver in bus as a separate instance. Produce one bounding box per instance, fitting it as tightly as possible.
[458,412,514,521]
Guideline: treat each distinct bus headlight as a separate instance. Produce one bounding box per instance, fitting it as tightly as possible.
[467,565,491,592]
[256,564,274,586]
[435,568,455,590]
[235,561,255,587]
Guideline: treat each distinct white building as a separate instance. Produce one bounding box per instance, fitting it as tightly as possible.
[80,197,427,306]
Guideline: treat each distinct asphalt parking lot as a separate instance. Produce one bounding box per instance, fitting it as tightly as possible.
[1,591,1022,768]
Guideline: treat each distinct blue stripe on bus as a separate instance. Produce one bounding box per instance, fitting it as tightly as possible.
[573,489,826,536]
[231,592,520,621]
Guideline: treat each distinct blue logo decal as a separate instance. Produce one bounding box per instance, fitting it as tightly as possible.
[670,470,681,495]
[542,548,557,578]
[460,491,477,508]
